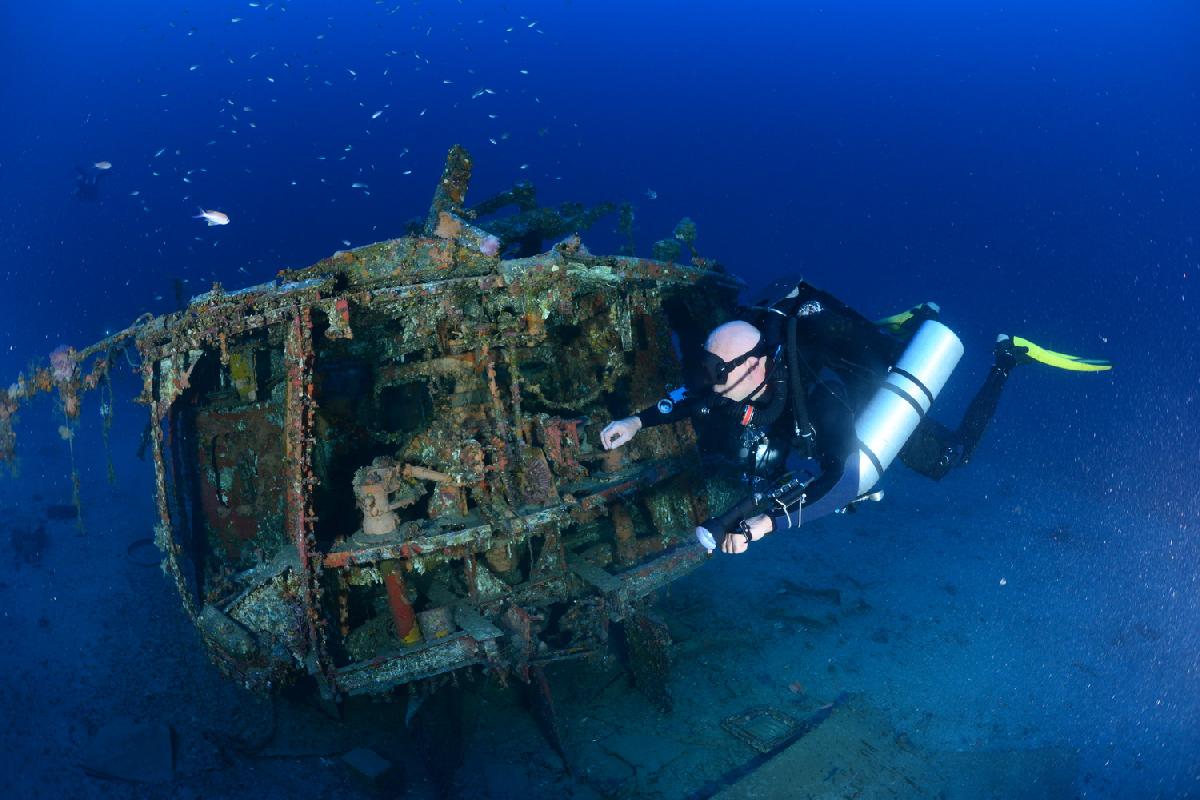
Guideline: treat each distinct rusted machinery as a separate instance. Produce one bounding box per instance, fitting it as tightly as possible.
[1,147,743,721]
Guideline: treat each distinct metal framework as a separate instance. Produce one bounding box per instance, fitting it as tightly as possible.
[1,146,743,714]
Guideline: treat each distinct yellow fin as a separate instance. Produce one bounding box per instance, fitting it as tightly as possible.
[876,302,939,333]
[1012,336,1112,372]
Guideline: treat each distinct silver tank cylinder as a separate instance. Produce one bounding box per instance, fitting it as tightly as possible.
[856,320,964,493]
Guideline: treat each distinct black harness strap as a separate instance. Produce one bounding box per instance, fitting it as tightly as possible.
[786,314,815,458]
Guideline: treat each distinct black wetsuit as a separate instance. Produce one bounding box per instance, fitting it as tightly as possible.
[634,283,1015,536]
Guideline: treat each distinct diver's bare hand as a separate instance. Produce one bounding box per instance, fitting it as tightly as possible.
[720,533,750,555]
[719,514,772,555]
[601,417,642,450]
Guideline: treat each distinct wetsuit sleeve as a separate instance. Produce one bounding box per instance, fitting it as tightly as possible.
[706,454,859,537]
[634,390,700,428]
[770,451,861,531]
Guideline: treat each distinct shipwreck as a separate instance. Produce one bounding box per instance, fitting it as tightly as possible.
[1,147,745,729]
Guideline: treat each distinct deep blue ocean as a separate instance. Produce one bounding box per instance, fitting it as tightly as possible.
[1,1,1197,798]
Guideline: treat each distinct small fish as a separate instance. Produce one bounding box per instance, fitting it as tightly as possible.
[93,161,112,170]
[351,182,368,189]
[194,209,230,226]
[645,189,657,200]
[402,169,412,175]
[519,69,529,75]
[519,163,529,170]
[154,147,166,157]
[371,109,384,119]
[342,239,351,246]
[189,64,200,71]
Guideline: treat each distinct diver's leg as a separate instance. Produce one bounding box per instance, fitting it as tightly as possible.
[955,366,1010,465]
[898,417,961,480]
[955,339,1026,465]
[902,338,1023,476]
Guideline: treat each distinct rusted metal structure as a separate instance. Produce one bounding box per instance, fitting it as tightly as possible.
[1,146,742,717]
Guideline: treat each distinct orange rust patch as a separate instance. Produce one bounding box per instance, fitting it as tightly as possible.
[434,211,462,240]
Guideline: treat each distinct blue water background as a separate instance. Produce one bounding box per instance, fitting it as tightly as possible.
[1,0,1196,795]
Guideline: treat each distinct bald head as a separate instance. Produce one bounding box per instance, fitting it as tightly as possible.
[705,320,762,361]
[704,320,769,401]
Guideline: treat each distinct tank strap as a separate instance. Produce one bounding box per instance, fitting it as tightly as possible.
[856,437,885,480]
[877,380,927,420]
[888,366,934,407]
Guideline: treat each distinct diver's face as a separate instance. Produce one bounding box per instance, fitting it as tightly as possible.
[712,353,768,402]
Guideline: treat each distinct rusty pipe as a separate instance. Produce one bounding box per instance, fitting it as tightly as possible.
[380,560,422,645]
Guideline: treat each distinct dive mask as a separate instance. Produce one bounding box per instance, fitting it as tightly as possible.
[698,341,769,388]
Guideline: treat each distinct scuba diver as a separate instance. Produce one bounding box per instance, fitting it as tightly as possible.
[600,280,1112,555]
[73,161,111,200]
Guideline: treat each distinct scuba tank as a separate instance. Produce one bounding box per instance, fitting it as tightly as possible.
[854,319,963,494]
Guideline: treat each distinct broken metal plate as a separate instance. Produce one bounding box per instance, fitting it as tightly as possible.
[721,706,803,753]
